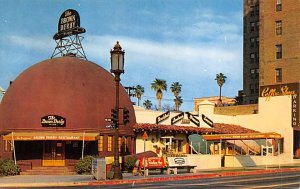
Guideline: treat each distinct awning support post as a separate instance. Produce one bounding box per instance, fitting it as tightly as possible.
[219,139,222,155]
[81,132,85,159]
[265,138,268,169]
[12,132,16,165]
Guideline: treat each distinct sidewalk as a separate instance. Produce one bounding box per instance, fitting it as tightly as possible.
[1,164,300,188]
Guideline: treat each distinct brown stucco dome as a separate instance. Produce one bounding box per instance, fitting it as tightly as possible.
[0,57,135,135]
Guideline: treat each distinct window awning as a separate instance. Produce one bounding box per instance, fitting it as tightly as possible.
[202,132,282,141]
[3,132,99,141]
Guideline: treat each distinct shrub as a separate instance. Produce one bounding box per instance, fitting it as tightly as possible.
[75,155,93,174]
[124,156,137,172]
[0,158,21,176]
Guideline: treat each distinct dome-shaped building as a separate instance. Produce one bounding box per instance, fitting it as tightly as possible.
[0,56,136,168]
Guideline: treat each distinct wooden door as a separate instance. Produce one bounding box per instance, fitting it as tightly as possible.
[43,141,65,166]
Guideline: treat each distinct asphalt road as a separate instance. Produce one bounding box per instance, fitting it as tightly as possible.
[37,170,300,189]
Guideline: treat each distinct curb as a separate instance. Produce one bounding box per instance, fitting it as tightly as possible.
[1,167,300,188]
[88,167,300,186]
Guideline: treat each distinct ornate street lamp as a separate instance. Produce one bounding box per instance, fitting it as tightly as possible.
[110,41,125,180]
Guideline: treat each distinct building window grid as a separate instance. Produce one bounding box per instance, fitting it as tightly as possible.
[118,137,122,152]
[276,44,282,59]
[250,6,255,16]
[107,136,112,152]
[256,21,259,31]
[255,5,259,16]
[250,53,255,63]
[98,135,103,152]
[276,0,282,12]
[250,22,255,32]
[255,84,259,94]
[255,68,259,79]
[250,69,255,79]
[250,37,255,47]
[275,68,282,82]
[276,20,282,35]
[250,84,255,94]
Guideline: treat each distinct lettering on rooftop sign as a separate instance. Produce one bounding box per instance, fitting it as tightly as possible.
[202,114,213,127]
[41,115,66,127]
[54,9,85,40]
[260,83,299,128]
[186,112,200,127]
[171,112,184,125]
[156,111,170,124]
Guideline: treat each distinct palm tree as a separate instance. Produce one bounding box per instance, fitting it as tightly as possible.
[143,100,152,110]
[170,82,182,98]
[215,73,227,102]
[135,85,144,106]
[174,96,183,111]
[151,78,167,111]
[170,82,182,110]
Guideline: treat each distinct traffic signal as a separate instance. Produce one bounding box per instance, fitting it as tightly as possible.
[111,108,118,123]
[123,108,130,124]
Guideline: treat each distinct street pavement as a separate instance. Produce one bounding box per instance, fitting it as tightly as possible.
[1,163,300,188]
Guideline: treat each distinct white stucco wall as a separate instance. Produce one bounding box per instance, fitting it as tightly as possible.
[198,96,294,159]
[187,154,221,170]
[134,95,295,166]
[224,153,292,167]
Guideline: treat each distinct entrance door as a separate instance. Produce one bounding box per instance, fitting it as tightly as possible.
[43,141,65,166]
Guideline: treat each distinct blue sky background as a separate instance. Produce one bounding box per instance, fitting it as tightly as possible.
[0,0,243,111]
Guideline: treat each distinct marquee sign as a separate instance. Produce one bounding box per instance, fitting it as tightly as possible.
[156,111,170,124]
[41,115,66,127]
[260,83,299,128]
[53,9,86,40]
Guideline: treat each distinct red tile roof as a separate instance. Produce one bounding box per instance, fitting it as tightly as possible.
[133,123,258,135]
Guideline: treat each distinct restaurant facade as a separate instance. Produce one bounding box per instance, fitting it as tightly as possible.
[0,56,136,170]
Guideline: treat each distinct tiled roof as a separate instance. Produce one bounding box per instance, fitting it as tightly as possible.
[133,123,258,135]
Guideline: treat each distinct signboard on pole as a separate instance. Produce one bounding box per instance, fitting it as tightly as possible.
[142,132,148,140]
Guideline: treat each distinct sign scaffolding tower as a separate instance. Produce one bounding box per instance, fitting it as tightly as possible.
[51,9,87,60]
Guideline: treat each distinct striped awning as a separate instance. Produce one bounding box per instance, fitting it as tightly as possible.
[202,132,282,141]
[3,132,99,141]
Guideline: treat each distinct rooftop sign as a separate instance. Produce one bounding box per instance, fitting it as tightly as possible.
[53,9,85,40]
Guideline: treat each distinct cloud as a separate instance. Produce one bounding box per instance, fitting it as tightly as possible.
[7,35,54,52]
[84,34,242,79]
[3,20,242,111]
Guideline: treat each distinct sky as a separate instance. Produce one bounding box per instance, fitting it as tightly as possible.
[0,0,243,111]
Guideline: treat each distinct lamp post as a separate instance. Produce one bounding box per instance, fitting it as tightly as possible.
[110,41,125,180]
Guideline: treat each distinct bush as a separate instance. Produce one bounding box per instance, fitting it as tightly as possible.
[75,155,93,174]
[124,156,137,172]
[0,158,21,176]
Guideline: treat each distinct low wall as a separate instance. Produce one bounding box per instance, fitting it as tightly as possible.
[186,154,221,170]
[224,153,293,167]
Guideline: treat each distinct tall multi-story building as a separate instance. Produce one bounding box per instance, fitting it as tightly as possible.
[244,0,300,157]
[243,0,260,104]
[259,0,300,87]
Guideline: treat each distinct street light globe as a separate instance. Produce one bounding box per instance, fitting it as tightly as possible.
[110,41,125,74]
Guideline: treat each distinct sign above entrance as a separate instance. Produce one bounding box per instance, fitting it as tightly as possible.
[41,115,66,127]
